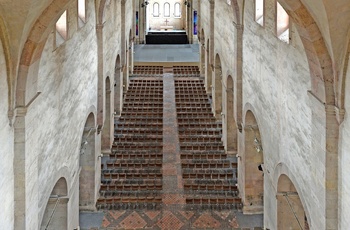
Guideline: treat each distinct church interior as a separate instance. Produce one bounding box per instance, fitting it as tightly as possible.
[1,0,350,229]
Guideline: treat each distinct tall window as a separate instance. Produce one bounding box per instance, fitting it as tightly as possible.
[255,0,264,26]
[78,0,86,27]
[56,10,67,46]
[153,2,159,17]
[174,2,181,17]
[277,2,289,43]
[164,2,170,17]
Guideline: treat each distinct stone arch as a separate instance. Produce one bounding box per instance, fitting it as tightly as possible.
[200,29,205,76]
[97,0,109,25]
[241,109,264,214]
[128,29,133,75]
[101,77,113,154]
[114,55,122,115]
[229,0,241,25]
[16,0,73,108]
[79,112,97,211]
[226,75,237,153]
[214,53,223,119]
[206,39,212,94]
[339,35,350,111]
[40,177,68,230]
[277,0,335,105]
[277,174,309,229]
[275,2,338,228]
[0,17,12,112]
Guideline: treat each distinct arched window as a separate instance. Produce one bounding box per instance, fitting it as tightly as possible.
[277,2,289,43]
[255,0,264,26]
[56,10,68,46]
[78,0,86,25]
[164,2,170,17]
[153,2,159,17]
[174,2,181,17]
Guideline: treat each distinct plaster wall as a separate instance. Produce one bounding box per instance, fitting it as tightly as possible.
[340,55,350,229]
[0,38,14,230]
[23,1,100,229]
[213,0,236,151]
[147,0,186,31]
[240,0,326,229]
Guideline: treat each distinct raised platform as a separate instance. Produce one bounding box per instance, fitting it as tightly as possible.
[134,44,200,65]
[146,31,188,44]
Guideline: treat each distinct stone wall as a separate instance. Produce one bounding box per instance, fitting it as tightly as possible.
[200,0,328,229]
[0,36,14,230]
[147,0,186,31]
[340,56,350,228]
[241,1,326,228]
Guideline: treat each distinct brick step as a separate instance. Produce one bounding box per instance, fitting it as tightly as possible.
[183,179,235,186]
[181,153,227,160]
[110,152,163,160]
[106,160,162,168]
[125,93,163,97]
[177,118,217,123]
[102,172,162,180]
[181,160,230,169]
[115,130,163,135]
[112,141,162,147]
[114,136,162,143]
[179,130,221,135]
[114,124,162,129]
[175,98,208,103]
[179,136,222,142]
[120,113,163,118]
[111,145,162,152]
[185,196,242,210]
[176,103,211,108]
[101,178,162,186]
[117,117,163,123]
[182,172,234,180]
[122,107,163,112]
[183,183,238,192]
[176,108,212,113]
[177,113,213,118]
[100,190,161,197]
[102,168,161,174]
[183,189,238,197]
[122,102,163,107]
[96,196,162,210]
[100,183,162,191]
[124,98,163,103]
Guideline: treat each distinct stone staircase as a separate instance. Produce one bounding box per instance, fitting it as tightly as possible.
[97,78,164,210]
[174,78,242,211]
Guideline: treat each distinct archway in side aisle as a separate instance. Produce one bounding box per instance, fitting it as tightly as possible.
[214,54,223,119]
[277,174,309,229]
[102,77,113,154]
[79,112,97,211]
[114,55,122,115]
[40,177,68,230]
[242,110,264,214]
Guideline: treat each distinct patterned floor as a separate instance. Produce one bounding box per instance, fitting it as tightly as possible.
[88,73,263,230]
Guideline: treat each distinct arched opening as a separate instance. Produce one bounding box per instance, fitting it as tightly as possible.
[41,178,68,230]
[200,29,205,76]
[128,29,133,75]
[79,113,97,211]
[214,54,222,119]
[242,110,263,214]
[206,39,212,94]
[277,174,309,229]
[114,55,122,115]
[102,77,112,154]
[226,76,237,153]
[123,41,128,90]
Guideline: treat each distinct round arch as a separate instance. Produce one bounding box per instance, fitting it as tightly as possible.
[40,177,68,230]
[240,107,264,214]
[214,53,223,119]
[277,174,309,229]
[206,39,212,94]
[114,54,122,115]
[79,112,98,211]
[226,75,237,152]
[101,76,113,154]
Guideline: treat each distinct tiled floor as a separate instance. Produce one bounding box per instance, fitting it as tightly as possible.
[83,70,263,230]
